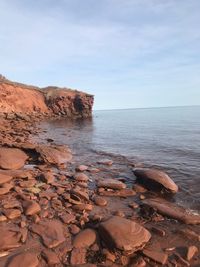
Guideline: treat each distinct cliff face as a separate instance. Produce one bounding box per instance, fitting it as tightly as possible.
[0,76,94,118]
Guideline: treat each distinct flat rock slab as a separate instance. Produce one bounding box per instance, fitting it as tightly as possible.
[7,252,39,267]
[0,227,21,251]
[0,173,13,184]
[99,216,151,252]
[143,198,200,224]
[31,220,66,248]
[133,168,178,193]
[36,145,72,165]
[0,148,28,170]
[98,179,126,190]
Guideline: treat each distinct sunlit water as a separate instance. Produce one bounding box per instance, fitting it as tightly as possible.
[36,106,200,211]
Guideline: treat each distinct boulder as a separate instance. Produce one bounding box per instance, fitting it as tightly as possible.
[98,179,126,190]
[36,145,72,165]
[133,168,178,193]
[0,148,28,170]
[31,220,66,248]
[99,216,151,252]
[142,198,200,224]
[7,252,39,267]
[73,229,96,248]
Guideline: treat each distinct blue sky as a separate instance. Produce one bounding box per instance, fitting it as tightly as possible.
[0,0,200,110]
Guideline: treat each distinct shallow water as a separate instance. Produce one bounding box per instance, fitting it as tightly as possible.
[35,106,200,211]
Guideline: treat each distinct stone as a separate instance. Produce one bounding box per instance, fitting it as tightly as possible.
[7,252,39,267]
[42,249,60,265]
[99,216,151,252]
[71,188,89,201]
[74,173,89,182]
[0,227,21,250]
[142,248,168,265]
[0,148,28,170]
[31,220,66,248]
[94,196,107,206]
[4,209,21,219]
[186,245,198,261]
[76,165,88,172]
[41,172,55,184]
[36,145,72,165]
[133,168,178,193]
[73,229,96,248]
[60,213,76,224]
[73,204,93,211]
[70,248,87,265]
[70,224,80,235]
[0,173,13,184]
[24,201,41,216]
[98,179,126,190]
[143,198,200,224]
[0,183,13,195]
[97,159,113,166]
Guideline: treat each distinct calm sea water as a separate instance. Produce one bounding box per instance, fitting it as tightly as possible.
[37,106,200,211]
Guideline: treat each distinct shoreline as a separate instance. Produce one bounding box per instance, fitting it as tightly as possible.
[0,116,199,266]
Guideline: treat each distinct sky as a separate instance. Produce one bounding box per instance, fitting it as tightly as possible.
[0,0,200,110]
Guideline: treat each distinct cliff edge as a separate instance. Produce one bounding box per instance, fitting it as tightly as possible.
[0,75,94,118]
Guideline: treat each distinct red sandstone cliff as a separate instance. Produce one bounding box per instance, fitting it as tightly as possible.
[0,75,94,118]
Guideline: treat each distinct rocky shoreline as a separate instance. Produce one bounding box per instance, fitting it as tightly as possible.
[0,114,199,267]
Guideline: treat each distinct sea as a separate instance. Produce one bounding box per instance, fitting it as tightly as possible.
[36,106,200,212]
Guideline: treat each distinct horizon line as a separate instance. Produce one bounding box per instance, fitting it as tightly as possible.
[93,104,200,112]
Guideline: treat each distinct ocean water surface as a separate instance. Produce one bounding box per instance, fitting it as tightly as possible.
[36,106,200,211]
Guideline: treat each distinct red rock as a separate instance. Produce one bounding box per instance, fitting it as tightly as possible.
[36,145,72,165]
[60,213,76,224]
[7,252,39,267]
[99,216,151,252]
[76,165,88,172]
[142,248,168,265]
[94,196,107,206]
[70,248,87,265]
[74,172,89,182]
[98,179,126,190]
[151,226,166,237]
[73,229,96,248]
[71,188,89,201]
[42,249,60,265]
[31,220,66,248]
[0,183,13,195]
[70,224,81,235]
[0,227,21,250]
[3,209,21,219]
[133,168,178,193]
[0,147,28,170]
[73,204,93,211]
[24,200,41,216]
[41,172,55,184]
[97,159,113,166]
[186,246,198,261]
[0,173,13,184]
[143,197,200,224]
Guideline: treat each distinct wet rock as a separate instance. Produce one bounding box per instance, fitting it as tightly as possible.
[0,147,28,170]
[7,252,39,267]
[3,208,21,219]
[76,165,88,172]
[0,227,21,250]
[0,173,13,184]
[31,220,66,248]
[36,145,72,165]
[74,173,89,182]
[73,204,93,212]
[99,216,151,252]
[42,249,60,265]
[73,229,96,248]
[186,245,198,261]
[98,179,126,190]
[142,247,168,265]
[70,248,87,265]
[24,200,41,216]
[94,196,107,206]
[97,159,113,166]
[143,197,200,224]
[133,168,178,193]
